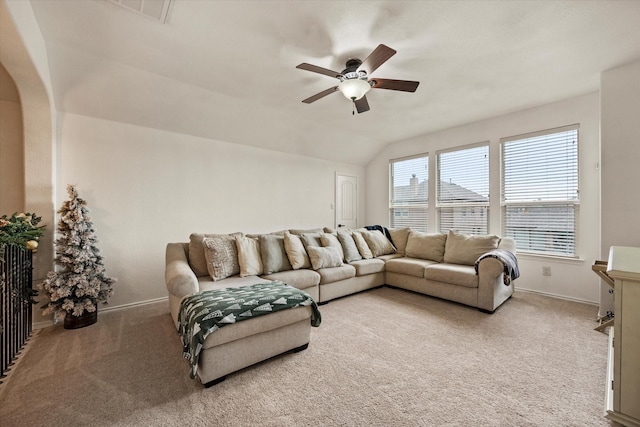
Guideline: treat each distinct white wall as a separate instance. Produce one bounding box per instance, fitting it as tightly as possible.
[55,113,365,313]
[366,92,601,304]
[601,60,640,251]
[0,63,24,213]
[599,59,640,315]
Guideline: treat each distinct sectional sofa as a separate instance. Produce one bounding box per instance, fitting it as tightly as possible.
[165,227,517,386]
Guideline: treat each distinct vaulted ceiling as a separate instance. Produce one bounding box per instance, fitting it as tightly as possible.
[29,0,640,165]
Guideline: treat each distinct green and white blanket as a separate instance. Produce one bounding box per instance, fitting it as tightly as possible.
[178,281,321,379]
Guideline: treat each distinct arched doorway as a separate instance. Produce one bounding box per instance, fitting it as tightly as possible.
[0,1,56,325]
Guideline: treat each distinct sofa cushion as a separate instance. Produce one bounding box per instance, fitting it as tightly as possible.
[235,235,263,277]
[337,230,362,262]
[261,269,320,291]
[320,233,345,260]
[202,235,241,281]
[405,231,447,262]
[361,229,396,257]
[385,257,437,278]
[424,263,479,288]
[388,227,411,256]
[349,259,385,276]
[259,234,292,274]
[352,230,373,259]
[443,230,500,266]
[376,253,404,262]
[307,246,343,270]
[318,264,356,285]
[188,232,241,277]
[283,232,311,270]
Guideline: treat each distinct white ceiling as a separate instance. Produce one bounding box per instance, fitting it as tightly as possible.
[29,0,640,165]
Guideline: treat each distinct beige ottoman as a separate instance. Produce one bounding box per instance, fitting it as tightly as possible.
[195,304,313,387]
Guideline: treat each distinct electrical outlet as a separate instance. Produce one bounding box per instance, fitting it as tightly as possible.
[542,266,551,276]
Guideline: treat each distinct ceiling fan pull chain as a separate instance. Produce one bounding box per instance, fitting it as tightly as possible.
[352,101,355,115]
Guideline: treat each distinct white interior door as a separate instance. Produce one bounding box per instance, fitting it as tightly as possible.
[335,173,358,229]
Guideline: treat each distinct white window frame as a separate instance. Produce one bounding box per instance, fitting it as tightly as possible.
[389,154,428,231]
[501,124,580,258]
[436,142,490,235]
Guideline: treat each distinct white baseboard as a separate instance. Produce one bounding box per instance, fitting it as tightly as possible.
[514,286,598,306]
[99,296,169,313]
[32,321,51,330]
[32,296,169,330]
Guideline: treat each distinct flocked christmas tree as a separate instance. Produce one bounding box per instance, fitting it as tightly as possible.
[41,185,116,323]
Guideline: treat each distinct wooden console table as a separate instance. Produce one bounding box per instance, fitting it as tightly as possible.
[605,246,640,427]
[592,260,615,332]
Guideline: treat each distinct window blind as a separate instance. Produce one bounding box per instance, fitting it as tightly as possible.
[437,144,489,234]
[501,125,579,257]
[438,206,489,235]
[389,155,428,231]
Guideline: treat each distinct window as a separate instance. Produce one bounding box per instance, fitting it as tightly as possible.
[501,125,579,257]
[437,144,489,234]
[389,155,428,231]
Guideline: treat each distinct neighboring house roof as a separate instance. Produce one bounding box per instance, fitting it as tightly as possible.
[392,179,487,204]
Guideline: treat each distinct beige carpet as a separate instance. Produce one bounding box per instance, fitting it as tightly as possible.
[0,287,612,426]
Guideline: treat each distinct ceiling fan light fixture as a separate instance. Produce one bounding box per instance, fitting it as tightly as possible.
[338,79,371,101]
[297,44,419,112]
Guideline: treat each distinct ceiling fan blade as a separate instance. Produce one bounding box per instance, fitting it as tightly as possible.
[301,86,339,104]
[357,44,396,74]
[354,96,370,114]
[296,63,342,79]
[370,78,420,92]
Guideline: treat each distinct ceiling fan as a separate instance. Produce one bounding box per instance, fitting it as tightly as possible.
[296,44,419,114]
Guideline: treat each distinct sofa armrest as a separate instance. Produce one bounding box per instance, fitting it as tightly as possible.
[476,237,517,281]
[166,242,199,298]
[477,256,504,279]
[476,239,517,312]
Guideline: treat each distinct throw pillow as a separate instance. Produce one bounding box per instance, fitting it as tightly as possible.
[202,235,241,281]
[337,230,362,262]
[284,231,311,270]
[388,227,411,256]
[259,234,293,274]
[288,227,323,235]
[300,232,323,249]
[443,230,500,265]
[352,230,373,259]
[361,229,396,257]
[405,231,447,262]
[234,235,263,277]
[188,232,241,277]
[320,233,345,261]
[307,246,343,270]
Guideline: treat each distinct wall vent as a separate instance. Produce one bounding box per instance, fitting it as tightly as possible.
[108,0,172,24]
